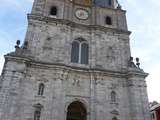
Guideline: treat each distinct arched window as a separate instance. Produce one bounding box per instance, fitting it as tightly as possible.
[34,104,43,120]
[67,101,87,120]
[71,41,80,63]
[50,6,57,16]
[38,83,45,96]
[34,110,41,120]
[105,16,112,25]
[112,117,118,120]
[71,39,89,65]
[111,91,116,102]
[81,43,89,64]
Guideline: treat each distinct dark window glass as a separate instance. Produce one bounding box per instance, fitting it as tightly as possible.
[112,117,118,120]
[34,110,41,120]
[111,91,116,102]
[71,41,79,63]
[81,43,89,64]
[93,0,112,7]
[106,16,112,25]
[67,101,87,120]
[34,103,43,120]
[108,0,112,6]
[50,6,57,15]
[38,83,45,96]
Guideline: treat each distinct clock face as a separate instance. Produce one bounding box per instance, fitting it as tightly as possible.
[75,9,89,20]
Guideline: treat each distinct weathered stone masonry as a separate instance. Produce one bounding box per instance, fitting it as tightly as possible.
[0,0,151,120]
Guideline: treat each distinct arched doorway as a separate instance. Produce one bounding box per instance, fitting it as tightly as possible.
[67,101,87,120]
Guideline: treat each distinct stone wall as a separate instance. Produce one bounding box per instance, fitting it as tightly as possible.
[0,0,151,120]
[0,57,151,120]
[25,18,130,71]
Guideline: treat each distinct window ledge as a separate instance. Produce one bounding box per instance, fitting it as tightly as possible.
[49,15,57,18]
[110,102,119,105]
[70,62,90,68]
[35,95,45,99]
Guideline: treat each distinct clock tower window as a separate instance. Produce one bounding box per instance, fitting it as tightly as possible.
[50,6,57,16]
[105,16,112,25]
[108,0,112,6]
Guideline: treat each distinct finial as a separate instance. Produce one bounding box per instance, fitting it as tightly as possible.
[136,57,140,68]
[15,40,20,49]
[129,56,136,67]
[117,4,122,9]
[129,57,134,64]
[130,57,133,61]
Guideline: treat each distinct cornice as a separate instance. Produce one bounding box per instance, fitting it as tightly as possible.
[27,14,131,35]
[4,55,148,78]
[126,68,149,78]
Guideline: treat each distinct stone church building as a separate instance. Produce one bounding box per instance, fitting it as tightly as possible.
[0,0,151,120]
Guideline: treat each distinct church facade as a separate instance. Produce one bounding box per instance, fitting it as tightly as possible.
[0,0,151,120]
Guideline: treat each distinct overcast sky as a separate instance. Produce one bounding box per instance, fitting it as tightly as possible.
[0,0,160,102]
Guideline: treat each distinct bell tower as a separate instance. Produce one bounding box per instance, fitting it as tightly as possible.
[0,0,151,120]
[24,0,129,68]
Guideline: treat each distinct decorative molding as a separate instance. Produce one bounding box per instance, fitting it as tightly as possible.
[27,14,131,35]
[72,78,80,86]
[95,79,104,85]
[72,74,80,86]
[110,110,119,115]
[4,55,148,79]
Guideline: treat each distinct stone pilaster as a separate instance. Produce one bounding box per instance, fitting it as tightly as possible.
[127,68,150,120]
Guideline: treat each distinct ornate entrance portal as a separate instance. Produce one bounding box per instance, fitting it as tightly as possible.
[67,101,87,120]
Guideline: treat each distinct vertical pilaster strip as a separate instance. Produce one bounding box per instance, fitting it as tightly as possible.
[90,71,96,120]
